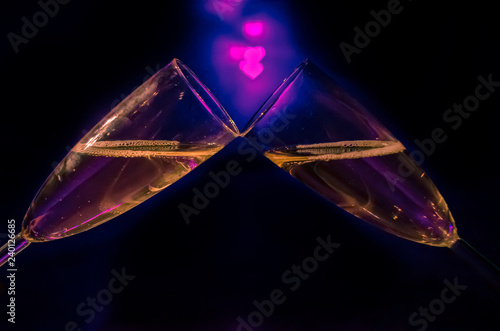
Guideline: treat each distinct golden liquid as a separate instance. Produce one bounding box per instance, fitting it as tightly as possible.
[23,140,222,242]
[265,140,458,247]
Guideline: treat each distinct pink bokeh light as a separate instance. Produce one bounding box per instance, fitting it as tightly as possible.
[211,12,302,118]
[243,46,265,62]
[239,46,266,79]
[229,46,246,60]
[243,21,264,37]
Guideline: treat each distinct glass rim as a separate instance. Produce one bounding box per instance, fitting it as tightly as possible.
[241,59,310,136]
[172,58,240,136]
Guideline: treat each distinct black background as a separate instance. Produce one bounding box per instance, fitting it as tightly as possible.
[1,0,499,330]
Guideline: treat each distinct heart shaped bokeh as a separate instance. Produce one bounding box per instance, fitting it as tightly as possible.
[239,46,266,79]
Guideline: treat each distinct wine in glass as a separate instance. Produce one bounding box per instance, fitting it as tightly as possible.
[242,60,499,287]
[0,59,239,267]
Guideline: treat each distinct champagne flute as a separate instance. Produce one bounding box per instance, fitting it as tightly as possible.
[0,59,239,267]
[242,59,500,287]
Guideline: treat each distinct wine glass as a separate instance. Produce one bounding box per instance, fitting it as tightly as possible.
[0,59,239,267]
[242,59,500,287]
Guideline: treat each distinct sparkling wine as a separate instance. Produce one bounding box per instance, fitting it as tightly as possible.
[265,140,458,247]
[23,140,222,242]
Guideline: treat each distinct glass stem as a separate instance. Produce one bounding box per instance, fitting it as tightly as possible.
[450,238,500,290]
[0,232,31,268]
